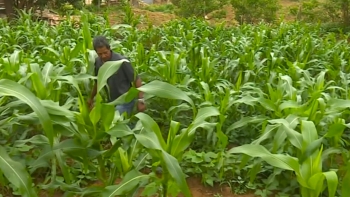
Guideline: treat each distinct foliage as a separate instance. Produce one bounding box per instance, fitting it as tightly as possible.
[173,0,228,17]
[289,0,339,23]
[142,4,175,14]
[289,0,350,25]
[12,0,83,10]
[330,0,350,24]
[231,0,280,24]
[0,6,350,197]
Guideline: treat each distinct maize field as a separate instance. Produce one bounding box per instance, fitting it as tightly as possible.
[0,9,350,197]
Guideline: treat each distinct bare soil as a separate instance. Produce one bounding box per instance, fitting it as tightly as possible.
[33,176,257,197]
[183,177,256,197]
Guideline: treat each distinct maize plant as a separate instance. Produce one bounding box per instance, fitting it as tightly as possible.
[0,7,350,197]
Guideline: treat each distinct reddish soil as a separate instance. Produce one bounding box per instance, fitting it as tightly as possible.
[32,176,257,197]
[183,177,256,197]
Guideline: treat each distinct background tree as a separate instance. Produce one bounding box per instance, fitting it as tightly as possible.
[231,0,280,24]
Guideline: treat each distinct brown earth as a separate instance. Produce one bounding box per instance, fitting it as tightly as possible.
[184,177,257,197]
[33,176,257,197]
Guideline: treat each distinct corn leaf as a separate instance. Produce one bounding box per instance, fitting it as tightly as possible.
[342,168,350,197]
[137,80,194,108]
[160,150,192,197]
[134,131,192,197]
[0,146,37,197]
[0,79,54,146]
[102,169,150,197]
[96,60,129,93]
[228,144,300,173]
[135,113,167,149]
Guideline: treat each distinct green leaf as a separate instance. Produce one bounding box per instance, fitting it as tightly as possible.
[29,72,47,99]
[327,98,350,112]
[252,124,280,145]
[227,116,266,133]
[325,123,346,138]
[0,146,37,197]
[135,113,167,150]
[301,120,318,145]
[283,124,303,150]
[102,169,150,197]
[161,150,192,197]
[308,171,338,197]
[96,60,129,93]
[299,137,324,164]
[107,87,139,106]
[135,131,163,150]
[167,120,181,152]
[101,103,116,131]
[134,130,192,197]
[137,80,194,108]
[278,100,301,111]
[342,168,350,197]
[323,171,338,197]
[107,123,134,138]
[89,94,103,127]
[40,100,75,118]
[191,106,220,126]
[170,107,219,158]
[228,144,300,173]
[0,79,54,146]
[30,139,104,171]
[269,118,303,150]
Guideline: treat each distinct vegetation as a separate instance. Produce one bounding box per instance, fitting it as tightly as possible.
[5,0,350,26]
[231,0,280,24]
[171,0,227,17]
[1,1,350,197]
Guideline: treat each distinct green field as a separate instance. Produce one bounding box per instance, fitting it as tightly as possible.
[0,8,350,197]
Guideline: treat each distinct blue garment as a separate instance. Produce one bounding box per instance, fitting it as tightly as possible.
[115,99,136,118]
[116,99,136,129]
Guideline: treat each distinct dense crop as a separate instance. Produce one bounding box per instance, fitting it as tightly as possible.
[0,9,350,197]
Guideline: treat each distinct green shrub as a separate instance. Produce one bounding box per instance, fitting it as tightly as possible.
[143,4,175,14]
[231,0,280,24]
[211,9,227,19]
[289,0,342,23]
[174,0,227,17]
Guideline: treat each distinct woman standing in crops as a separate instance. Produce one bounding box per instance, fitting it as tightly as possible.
[87,35,146,117]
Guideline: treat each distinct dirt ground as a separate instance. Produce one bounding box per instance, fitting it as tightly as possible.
[35,176,257,197]
[184,177,256,197]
